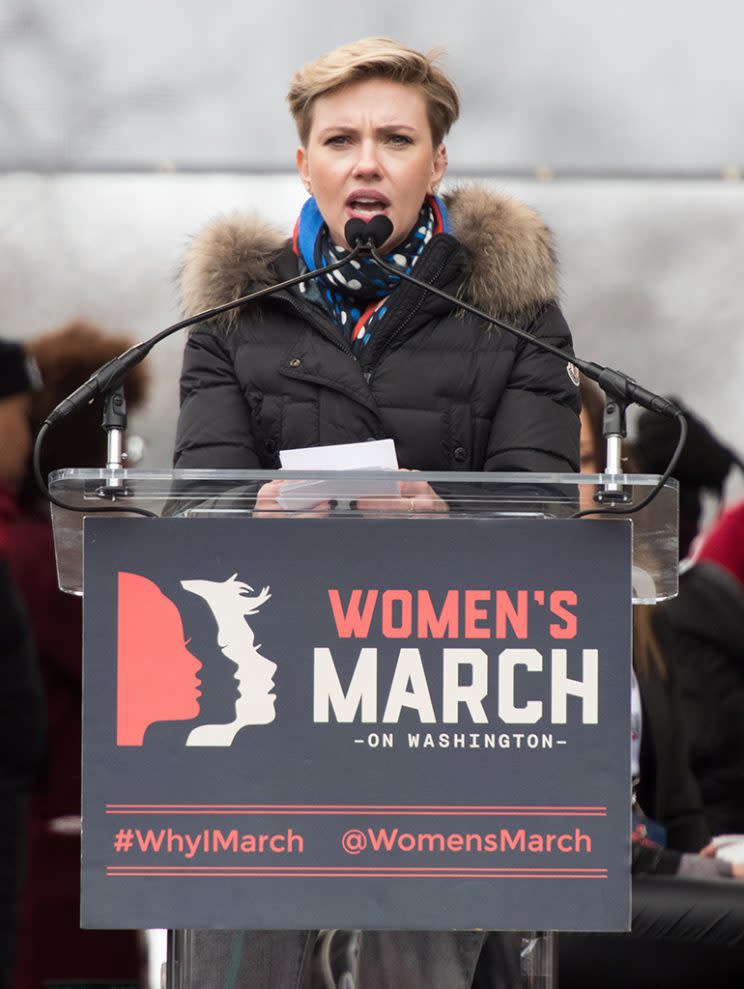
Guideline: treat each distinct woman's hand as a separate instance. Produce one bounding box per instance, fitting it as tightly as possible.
[253,479,333,517]
[253,479,286,515]
[356,474,449,515]
[255,472,449,516]
[700,840,744,878]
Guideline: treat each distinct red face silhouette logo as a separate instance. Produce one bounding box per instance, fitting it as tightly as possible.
[117,572,202,745]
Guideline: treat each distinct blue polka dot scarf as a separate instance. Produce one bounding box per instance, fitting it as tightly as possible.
[293,194,449,355]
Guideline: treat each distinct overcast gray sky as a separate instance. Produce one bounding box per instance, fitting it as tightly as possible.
[1,0,741,173]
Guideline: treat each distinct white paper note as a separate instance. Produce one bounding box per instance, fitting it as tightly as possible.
[278,440,400,510]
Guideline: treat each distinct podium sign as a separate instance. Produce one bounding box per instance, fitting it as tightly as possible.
[82,516,631,931]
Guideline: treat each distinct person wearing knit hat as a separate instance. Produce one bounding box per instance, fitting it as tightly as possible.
[0,339,44,989]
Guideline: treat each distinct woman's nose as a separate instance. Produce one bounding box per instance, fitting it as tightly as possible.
[352,140,382,178]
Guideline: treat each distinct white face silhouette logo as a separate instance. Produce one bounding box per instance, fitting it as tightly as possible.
[181,574,277,746]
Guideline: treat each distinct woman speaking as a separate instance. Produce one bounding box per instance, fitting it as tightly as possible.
[174,35,579,989]
[175,37,579,491]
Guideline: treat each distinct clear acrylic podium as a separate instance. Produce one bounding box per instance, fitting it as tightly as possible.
[50,467,678,603]
[50,467,678,989]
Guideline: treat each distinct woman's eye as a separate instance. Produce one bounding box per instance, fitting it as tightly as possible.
[325,135,349,146]
[388,134,413,146]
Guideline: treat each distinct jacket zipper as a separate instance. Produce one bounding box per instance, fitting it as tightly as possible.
[362,257,448,384]
[275,291,355,359]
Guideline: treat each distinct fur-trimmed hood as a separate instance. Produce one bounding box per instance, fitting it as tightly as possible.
[180,184,559,324]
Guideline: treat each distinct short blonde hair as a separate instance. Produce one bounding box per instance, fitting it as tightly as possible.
[287,37,460,147]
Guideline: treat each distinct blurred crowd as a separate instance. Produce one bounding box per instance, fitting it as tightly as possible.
[1,326,148,989]
[556,378,744,989]
[1,326,744,988]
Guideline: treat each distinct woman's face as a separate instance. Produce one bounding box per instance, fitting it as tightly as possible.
[296,77,447,252]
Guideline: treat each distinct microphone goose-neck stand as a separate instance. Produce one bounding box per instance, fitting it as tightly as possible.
[347,215,686,519]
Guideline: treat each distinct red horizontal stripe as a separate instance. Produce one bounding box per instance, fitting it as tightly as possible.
[105,804,606,813]
[107,871,607,880]
[107,865,606,875]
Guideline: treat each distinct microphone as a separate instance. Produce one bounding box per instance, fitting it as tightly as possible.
[344,218,366,248]
[346,218,677,420]
[345,216,394,251]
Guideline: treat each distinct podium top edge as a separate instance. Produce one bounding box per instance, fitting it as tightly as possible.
[49,467,677,487]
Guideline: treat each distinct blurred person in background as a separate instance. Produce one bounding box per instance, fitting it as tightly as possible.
[6,321,148,989]
[662,499,744,837]
[577,378,712,865]
[631,391,744,836]
[555,377,744,989]
[0,341,44,989]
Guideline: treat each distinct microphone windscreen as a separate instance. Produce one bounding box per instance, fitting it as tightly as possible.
[344,219,366,247]
[364,215,394,248]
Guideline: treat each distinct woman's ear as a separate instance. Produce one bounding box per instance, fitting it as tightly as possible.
[296,147,312,192]
[429,144,448,195]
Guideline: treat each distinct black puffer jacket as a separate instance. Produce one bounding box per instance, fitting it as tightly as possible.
[635,612,710,855]
[662,562,744,836]
[174,186,580,473]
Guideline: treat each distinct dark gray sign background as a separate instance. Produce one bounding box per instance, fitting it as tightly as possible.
[83,516,631,930]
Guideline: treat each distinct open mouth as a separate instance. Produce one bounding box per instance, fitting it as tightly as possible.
[346,192,390,218]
